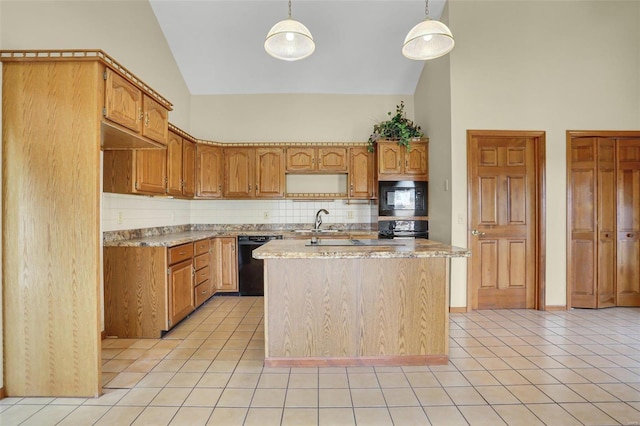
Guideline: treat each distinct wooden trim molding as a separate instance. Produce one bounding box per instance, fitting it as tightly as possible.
[0,387,6,400]
[0,49,172,109]
[265,355,448,368]
[449,307,468,313]
[545,305,568,311]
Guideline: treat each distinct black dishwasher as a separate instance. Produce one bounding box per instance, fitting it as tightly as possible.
[238,235,282,296]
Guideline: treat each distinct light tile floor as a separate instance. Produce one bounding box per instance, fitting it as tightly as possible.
[1,296,639,425]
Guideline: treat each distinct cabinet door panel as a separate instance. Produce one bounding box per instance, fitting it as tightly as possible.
[168,259,195,327]
[318,148,347,172]
[405,143,428,178]
[196,144,223,198]
[142,95,169,144]
[349,147,373,198]
[135,149,166,194]
[182,140,196,197]
[104,68,142,133]
[224,148,254,198]
[166,132,183,196]
[378,142,402,175]
[215,237,238,292]
[286,148,315,172]
[616,139,640,306]
[256,148,285,198]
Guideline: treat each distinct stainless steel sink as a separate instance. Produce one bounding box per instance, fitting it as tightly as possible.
[293,229,342,233]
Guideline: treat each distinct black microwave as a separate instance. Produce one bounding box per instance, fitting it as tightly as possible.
[379,181,428,217]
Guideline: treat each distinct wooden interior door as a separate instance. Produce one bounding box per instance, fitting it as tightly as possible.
[568,137,616,308]
[616,139,640,306]
[467,130,543,310]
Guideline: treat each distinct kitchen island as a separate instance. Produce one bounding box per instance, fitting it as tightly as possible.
[252,239,470,367]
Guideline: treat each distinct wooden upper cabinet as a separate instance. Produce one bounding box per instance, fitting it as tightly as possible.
[224,147,285,198]
[135,149,168,194]
[104,69,142,133]
[103,149,167,195]
[286,147,347,173]
[103,68,169,146]
[318,147,347,172]
[377,139,428,181]
[286,148,315,172]
[182,140,196,197]
[349,147,374,199]
[165,131,195,198]
[166,132,184,196]
[224,147,254,198]
[196,144,223,198]
[256,148,285,198]
[142,96,169,144]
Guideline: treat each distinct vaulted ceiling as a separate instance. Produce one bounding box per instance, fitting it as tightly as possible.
[149,0,447,95]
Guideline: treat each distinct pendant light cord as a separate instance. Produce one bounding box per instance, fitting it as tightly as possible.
[288,0,292,18]
[425,0,429,18]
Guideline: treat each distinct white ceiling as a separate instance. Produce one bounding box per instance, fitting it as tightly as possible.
[149,0,447,95]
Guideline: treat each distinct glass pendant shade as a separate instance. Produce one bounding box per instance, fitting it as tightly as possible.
[402,18,454,60]
[265,18,315,61]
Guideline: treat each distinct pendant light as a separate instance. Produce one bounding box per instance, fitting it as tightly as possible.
[402,0,454,60]
[265,0,315,61]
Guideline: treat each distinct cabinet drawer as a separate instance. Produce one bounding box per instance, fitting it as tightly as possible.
[168,243,194,265]
[195,264,210,285]
[195,239,210,256]
[194,252,210,270]
[195,280,212,306]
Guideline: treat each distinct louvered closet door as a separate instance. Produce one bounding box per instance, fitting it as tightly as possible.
[616,139,640,306]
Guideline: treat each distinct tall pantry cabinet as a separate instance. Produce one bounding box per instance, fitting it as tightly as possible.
[567,132,640,308]
[1,50,172,397]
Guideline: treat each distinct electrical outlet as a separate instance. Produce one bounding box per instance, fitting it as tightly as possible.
[117,212,123,224]
[263,211,270,219]
[347,211,354,219]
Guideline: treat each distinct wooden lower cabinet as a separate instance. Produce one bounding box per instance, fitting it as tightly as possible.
[104,242,196,338]
[194,239,215,306]
[213,237,238,292]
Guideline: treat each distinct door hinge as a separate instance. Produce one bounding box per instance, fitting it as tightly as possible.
[103,70,108,80]
[167,268,171,275]
[102,107,107,117]
[135,181,139,190]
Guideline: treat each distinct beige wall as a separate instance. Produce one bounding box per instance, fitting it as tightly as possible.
[1,0,191,129]
[423,0,640,307]
[190,94,415,142]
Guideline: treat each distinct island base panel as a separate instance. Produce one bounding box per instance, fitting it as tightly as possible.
[264,257,449,363]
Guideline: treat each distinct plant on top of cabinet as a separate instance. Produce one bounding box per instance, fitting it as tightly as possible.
[367,101,423,152]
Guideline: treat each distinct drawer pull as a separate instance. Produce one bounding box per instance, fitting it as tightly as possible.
[179,251,186,255]
[201,290,207,294]
[628,233,634,238]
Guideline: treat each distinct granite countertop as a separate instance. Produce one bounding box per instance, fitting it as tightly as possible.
[252,239,471,259]
[103,229,380,247]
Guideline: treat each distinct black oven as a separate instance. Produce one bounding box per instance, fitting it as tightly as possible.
[379,220,429,239]
[378,181,427,217]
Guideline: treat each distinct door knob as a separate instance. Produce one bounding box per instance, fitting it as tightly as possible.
[471,230,486,236]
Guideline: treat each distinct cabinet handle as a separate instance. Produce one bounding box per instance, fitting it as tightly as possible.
[179,251,186,255]
[604,233,610,238]
[145,112,150,126]
[201,289,207,294]
[248,184,252,191]
[628,233,634,238]
[312,157,315,164]
[471,230,486,236]
[138,108,144,122]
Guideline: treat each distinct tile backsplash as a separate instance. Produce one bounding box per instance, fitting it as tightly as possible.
[102,193,376,232]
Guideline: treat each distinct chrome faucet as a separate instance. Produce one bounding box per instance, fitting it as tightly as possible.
[314,209,329,230]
